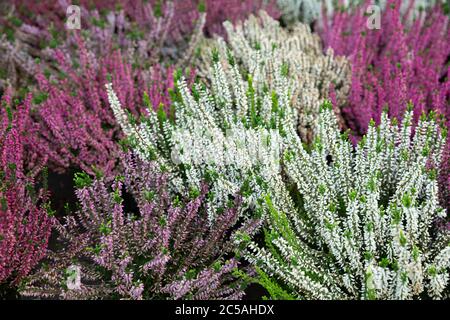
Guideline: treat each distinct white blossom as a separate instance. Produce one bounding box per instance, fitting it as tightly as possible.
[240,105,449,300]
[194,11,350,143]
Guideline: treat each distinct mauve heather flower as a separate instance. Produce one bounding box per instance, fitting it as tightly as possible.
[0,88,53,288]
[23,153,258,300]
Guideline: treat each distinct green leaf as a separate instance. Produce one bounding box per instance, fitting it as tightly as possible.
[197,0,206,13]
[99,221,112,235]
[113,188,122,204]
[399,230,407,247]
[73,172,92,188]
[401,193,412,208]
[211,48,220,63]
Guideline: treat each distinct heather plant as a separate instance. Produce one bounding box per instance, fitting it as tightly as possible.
[187,0,280,37]
[277,0,323,24]
[67,1,182,65]
[275,0,436,25]
[27,47,132,175]
[239,102,449,299]
[195,11,350,143]
[320,0,449,135]
[0,89,53,292]
[0,0,192,95]
[7,0,278,72]
[57,1,207,67]
[1,1,201,178]
[375,0,441,16]
[12,0,280,39]
[23,154,258,300]
[320,0,450,215]
[0,5,45,95]
[440,148,450,216]
[0,0,279,95]
[107,49,300,221]
[25,33,186,176]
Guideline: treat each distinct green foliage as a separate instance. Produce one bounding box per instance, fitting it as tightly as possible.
[74,172,92,189]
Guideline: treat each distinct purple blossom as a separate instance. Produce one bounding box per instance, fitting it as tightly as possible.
[26,36,177,176]
[12,0,279,40]
[0,88,53,288]
[23,154,256,300]
[321,0,448,134]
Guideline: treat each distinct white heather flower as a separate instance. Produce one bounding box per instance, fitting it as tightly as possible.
[195,11,350,143]
[66,265,81,291]
[240,103,449,300]
[107,51,298,223]
[276,0,439,25]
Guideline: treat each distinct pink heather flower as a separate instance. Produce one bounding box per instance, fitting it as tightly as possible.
[166,0,280,38]
[27,35,178,176]
[439,146,450,214]
[12,0,279,39]
[0,88,53,288]
[321,0,448,134]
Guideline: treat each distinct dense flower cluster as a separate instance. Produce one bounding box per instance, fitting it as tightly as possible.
[0,90,53,288]
[29,47,134,175]
[195,11,350,142]
[23,154,257,300]
[321,0,449,135]
[240,103,449,299]
[0,1,189,97]
[277,0,443,26]
[107,50,295,221]
[0,1,448,301]
[320,0,450,215]
[1,0,279,94]
[0,1,191,176]
[11,0,280,39]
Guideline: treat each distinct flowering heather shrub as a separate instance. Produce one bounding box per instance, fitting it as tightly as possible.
[176,0,280,38]
[277,0,323,24]
[0,5,46,95]
[107,49,300,221]
[195,11,350,143]
[375,1,442,16]
[239,103,449,299]
[321,0,450,216]
[275,0,441,25]
[11,0,116,27]
[9,0,278,63]
[25,34,182,176]
[23,154,257,300]
[0,1,188,94]
[28,48,130,175]
[0,90,53,288]
[67,2,180,65]
[321,0,449,135]
[1,0,277,95]
[440,148,450,215]
[2,0,448,301]
[1,1,198,176]
[53,1,206,66]
[12,0,279,38]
